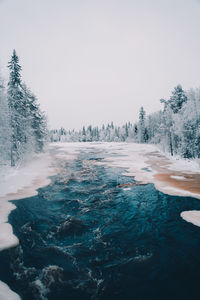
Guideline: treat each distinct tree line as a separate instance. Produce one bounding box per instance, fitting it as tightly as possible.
[51,84,200,159]
[0,50,47,166]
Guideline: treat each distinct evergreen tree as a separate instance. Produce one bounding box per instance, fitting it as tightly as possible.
[125,123,129,139]
[138,106,146,143]
[21,83,47,152]
[7,50,47,165]
[162,85,187,114]
[82,126,86,142]
[0,77,11,164]
[7,50,24,166]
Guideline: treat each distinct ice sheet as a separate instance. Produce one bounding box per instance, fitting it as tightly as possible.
[0,281,21,300]
[181,211,200,227]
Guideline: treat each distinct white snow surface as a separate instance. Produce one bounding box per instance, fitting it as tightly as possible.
[167,155,200,174]
[181,211,200,227]
[170,175,186,181]
[0,281,21,300]
[0,153,53,201]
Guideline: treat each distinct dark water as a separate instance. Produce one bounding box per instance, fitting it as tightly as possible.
[1,147,200,300]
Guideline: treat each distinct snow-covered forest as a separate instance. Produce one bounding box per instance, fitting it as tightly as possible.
[0,50,47,167]
[50,84,200,159]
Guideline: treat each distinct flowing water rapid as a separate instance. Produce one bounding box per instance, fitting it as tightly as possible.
[1,146,200,300]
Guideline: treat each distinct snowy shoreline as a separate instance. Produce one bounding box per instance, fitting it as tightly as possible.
[0,152,56,249]
[0,151,58,300]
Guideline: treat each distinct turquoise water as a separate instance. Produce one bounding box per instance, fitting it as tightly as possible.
[1,147,200,299]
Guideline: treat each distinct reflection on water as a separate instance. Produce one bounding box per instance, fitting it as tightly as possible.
[1,148,200,299]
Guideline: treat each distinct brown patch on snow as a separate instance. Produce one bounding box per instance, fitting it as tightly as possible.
[154,173,200,195]
[118,182,147,188]
[144,150,200,197]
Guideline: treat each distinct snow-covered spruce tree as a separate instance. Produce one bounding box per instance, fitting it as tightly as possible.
[145,111,163,144]
[7,50,47,166]
[21,83,47,152]
[132,124,138,141]
[87,125,93,141]
[125,123,129,140]
[168,84,187,114]
[177,88,200,158]
[138,106,148,143]
[7,49,25,166]
[0,76,11,165]
[94,126,99,141]
[158,85,187,156]
[82,126,86,142]
[162,106,175,155]
[160,85,187,114]
[59,127,66,142]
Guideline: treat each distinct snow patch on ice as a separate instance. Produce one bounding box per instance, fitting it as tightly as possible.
[0,152,56,251]
[0,223,19,251]
[180,211,200,227]
[168,155,200,174]
[154,183,200,200]
[0,281,21,300]
[170,175,186,181]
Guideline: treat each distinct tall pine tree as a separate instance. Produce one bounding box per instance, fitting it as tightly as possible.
[7,50,47,166]
[7,50,24,166]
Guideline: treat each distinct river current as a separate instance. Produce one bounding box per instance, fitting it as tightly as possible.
[1,146,200,300]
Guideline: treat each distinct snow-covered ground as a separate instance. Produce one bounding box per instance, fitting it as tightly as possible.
[0,281,21,300]
[180,211,200,227]
[1,142,200,298]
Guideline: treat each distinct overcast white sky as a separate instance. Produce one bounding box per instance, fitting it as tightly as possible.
[0,0,200,130]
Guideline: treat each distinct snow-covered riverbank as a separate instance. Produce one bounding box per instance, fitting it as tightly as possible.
[0,281,21,300]
[0,153,55,250]
[0,152,58,300]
